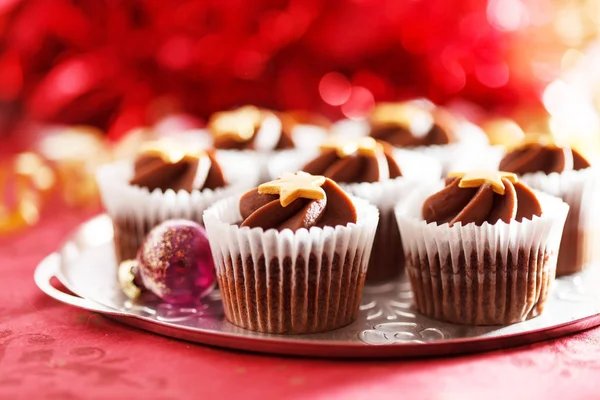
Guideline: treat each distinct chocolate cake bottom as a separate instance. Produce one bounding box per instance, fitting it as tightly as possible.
[407,248,554,325]
[217,252,367,334]
[556,203,599,276]
[556,227,592,276]
[366,210,404,283]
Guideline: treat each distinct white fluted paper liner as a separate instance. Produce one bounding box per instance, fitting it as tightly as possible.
[395,183,569,325]
[518,167,600,275]
[443,144,505,173]
[203,195,379,334]
[342,155,439,282]
[330,118,370,140]
[213,149,272,182]
[158,128,214,150]
[96,152,260,262]
[291,125,329,151]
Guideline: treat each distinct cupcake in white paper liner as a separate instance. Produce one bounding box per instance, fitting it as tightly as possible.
[395,172,569,325]
[330,118,370,141]
[203,173,379,334]
[207,106,313,181]
[381,118,491,175]
[290,124,329,150]
[498,139,600,275]
[97,143,259,263]
[268,139,441,282]
[331,100,491,174]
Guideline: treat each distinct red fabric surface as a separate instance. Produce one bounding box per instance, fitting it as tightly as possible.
[1,204,600,400]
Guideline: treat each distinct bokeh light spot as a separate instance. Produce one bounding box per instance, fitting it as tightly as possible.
[543,80,574,116]
[561,48,584,70]
[475,62,509,88]
[341,86,374,119]
[319,72,351,106]
[57,61,91,95]
[487,0,529,31]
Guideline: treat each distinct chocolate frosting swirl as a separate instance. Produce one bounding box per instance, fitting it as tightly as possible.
[208,106,294,151]
[423,177,542,226]
[369,102,458,147]
[499,143,591,175]
[239,179,357,231]
[302,143,401,183]
[130,150,226,192]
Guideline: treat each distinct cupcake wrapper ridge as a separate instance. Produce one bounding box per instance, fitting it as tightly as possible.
[268,148,441,283]
[203,195,379,334]
[396,183,569,325]
[519,167,600,276]
[97,153,260,262]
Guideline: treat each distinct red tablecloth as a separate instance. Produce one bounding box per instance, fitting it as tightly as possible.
[2,204,600,400]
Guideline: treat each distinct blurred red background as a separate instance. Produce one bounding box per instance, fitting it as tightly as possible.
[0,0,561,140]
[2,0,600,234]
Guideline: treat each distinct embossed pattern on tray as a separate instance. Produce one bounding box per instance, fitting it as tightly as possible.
[54,215,600,348]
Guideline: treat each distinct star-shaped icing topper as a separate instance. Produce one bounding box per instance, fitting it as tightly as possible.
[320,136,383,158]
[448,170,519,195]
[258,171,327,207]
[208,106,264,142]
[140,140,205,164]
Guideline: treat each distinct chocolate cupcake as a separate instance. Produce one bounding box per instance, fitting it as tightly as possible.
[396,171,569,325]
[301,137,440,282]
[332,99,492,174]
[203,171,379,334]
[96,140,259,263]
[208,106,294,151]
[207,105,300,180]
[499,136,600,276]
[369,100,458,147]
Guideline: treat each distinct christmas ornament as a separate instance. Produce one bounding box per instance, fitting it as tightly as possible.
[137,219,216,305]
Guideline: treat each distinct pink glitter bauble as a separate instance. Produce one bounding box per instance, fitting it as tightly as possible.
[138,219,216,305]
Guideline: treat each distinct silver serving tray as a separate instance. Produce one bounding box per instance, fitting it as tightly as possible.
[34,215,600,358]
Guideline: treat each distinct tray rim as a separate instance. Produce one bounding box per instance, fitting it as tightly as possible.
[32,214,600,359]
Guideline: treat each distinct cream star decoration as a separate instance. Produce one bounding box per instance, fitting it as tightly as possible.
[448,170,519,195]
[140,140,204,164]
[320,136,383,157]
[208,106,263,142]
[258,171,327,207]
